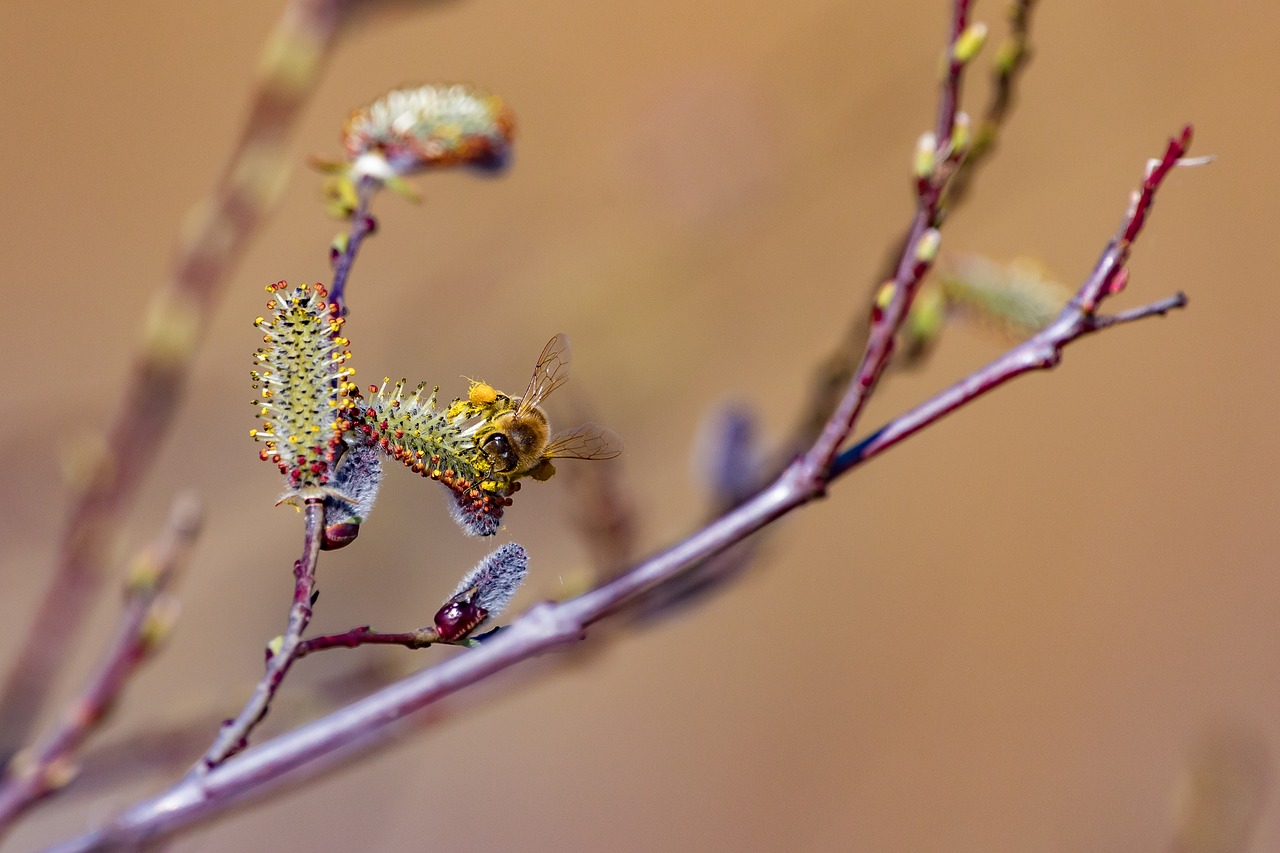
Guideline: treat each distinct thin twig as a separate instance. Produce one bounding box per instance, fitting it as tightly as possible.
[295,626,438,659]
[944,0,1037,208]
[791,0,1037,451]
[0,0,356,763]
[1094,293,1187,328]
[834,126,1193,473]
[328,177,380,315]
[832,293,1187,475]
[194,500,325,771]
[794,0,973,486]
[609,0,1039,621]
[189,177,384,763]
[0,496,202,839]
[40,125,1195,853]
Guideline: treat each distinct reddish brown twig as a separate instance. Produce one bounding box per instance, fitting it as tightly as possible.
[194,500,325,772]
[832,126,1194,474]
[660,0,1038,613]
[295,626,439,659]
[327,178,382,315]
[0,0,359,762]
[40,112,1199,853]
[0,496,202,839]
[794,0,973,486]
[945,0,1037,207]
[793,0,1037,450]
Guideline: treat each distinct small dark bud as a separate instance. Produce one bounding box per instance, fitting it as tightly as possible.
[321,440,383,550]
[321,521,361,551]
[434,597,490,643]
[433,543,529,642]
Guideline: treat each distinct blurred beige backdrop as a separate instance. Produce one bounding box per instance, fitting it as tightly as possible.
[3,0,1279,850]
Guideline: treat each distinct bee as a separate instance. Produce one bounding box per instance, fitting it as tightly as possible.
[478,334,622,481]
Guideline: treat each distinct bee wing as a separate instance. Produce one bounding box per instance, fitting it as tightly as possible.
[515,333,572,418]
[543,422,624,461]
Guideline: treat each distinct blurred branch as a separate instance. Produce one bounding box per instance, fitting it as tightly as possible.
[943,0,1037,208]
[0,0,360,762]
[563,446,640,585]
[556,393,641,592]
[631,406,762,620]
[41,37,1198,853]
[0,496,202,838]
[1170,725,1271,853]
[38,660,403,804]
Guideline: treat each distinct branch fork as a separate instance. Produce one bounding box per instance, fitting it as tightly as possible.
[34,2,1202,850]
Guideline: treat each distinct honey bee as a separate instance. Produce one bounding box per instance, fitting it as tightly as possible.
[478,334,622,480]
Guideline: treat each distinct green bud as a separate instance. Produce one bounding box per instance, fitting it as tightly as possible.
[915,229,942,264]
[141,292,201,371]
[995,37,1024,75]
[952,112,971,154]
[914,132,938,178]
[953,22,989,63]
[906,285,948,345]
[138,595,182,652]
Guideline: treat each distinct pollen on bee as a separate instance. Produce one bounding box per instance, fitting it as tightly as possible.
[469,382,498,406]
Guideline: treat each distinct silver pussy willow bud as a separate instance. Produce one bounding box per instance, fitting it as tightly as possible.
[320,439,384,550]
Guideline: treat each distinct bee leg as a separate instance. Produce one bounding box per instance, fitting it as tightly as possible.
[528,459,557,482]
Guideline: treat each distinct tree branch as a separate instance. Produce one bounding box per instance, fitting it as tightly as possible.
[834,125,1194,474]
[791,0,1037,452]
[795,0,975,485]
[193,500,325,771]
[0,496,202,839]
[327,177,380,315]
[0,0,357,763]
[40,124,1194,853]
[294,626,438,659]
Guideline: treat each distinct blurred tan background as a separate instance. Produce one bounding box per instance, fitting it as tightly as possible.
[2,0,1279,850]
